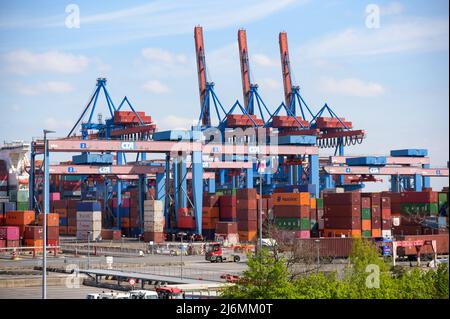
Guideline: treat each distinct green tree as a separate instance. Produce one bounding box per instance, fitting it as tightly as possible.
[221,248,296,299]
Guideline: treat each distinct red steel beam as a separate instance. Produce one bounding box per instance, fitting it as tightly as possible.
[109,125,156,137]
[330,156,431,165]
[279,32,293,110]
[238,29,251,112]
[46,139,318,155]
[319,130,365,139]
[324,166,448,176]
[194,25,209,126]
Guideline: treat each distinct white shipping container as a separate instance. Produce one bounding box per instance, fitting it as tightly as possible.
[382,230,392,239]
[76,220,102,231]
[144,220,165,228]
[144,225,164,232]
[143,211,164,221]
[76,211,102,222]
[143,200,163,211]
[392,217,400,227]
[76,230,101,241]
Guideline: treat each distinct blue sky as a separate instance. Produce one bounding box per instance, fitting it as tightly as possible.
[0,0,448,190]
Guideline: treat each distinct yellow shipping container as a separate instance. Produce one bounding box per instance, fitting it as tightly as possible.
[273,192,310,206]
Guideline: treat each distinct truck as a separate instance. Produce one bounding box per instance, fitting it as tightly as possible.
[205,242,241,263]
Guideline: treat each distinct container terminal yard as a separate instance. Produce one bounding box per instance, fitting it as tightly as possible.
[0,13,449,300]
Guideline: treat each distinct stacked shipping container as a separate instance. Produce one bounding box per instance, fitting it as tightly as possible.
[143,200,164,243]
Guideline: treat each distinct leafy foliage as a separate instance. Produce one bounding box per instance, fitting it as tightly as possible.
[221,238,449,299]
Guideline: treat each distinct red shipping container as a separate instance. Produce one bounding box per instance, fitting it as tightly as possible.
[59,226,68,235]
[6,211,35,226]
[324,216,361,229]
[236,188,257,199]
[38,214,59,227]
[238,220,257,231]
[274,205,309,218]
[23,226,43,240]
[202,207,219,218]
[372,217,381,229]
[324,205,361,217]
[381,219,392,230]
[310,208,317,221]
[323,193,361,205]
[361,198,371,209]
[219,195,236,207]
[381,208,391,219]
[178,216,195,229]
[381,197,391,209]
[236,199,257,210]
[237,209,257,221]
[47,226,59,240]
[219,207,237,220]
[0,239,5,248]
[372,206,381,218]
[53,200,68,209]
[400,191,438,203]
[47,239,59,247]
[7,240,20,247]
[0,213,4,226]
[216,222,238,234]
[0,226,20,240]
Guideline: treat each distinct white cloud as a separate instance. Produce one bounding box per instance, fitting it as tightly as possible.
[16,81,74,95]
[259,78,282,90]
[381,2,404,16]
[298,17,449,60]
[142,80,170,94]
[252,54,278,67]
[142,48,188,64]
[43,117,73,132]
[320,77,385,97]
[2,50,90,74]
[156,115,197,130]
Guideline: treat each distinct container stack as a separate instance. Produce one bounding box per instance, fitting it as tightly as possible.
[52,200,68,235]
[129,190,141,238]
[16,189,29,211]
[177,208,195,229]
[381,196,392,238]
[5,210,35,240]
[76,202,102,241]
[23,225,43,249]
[273,192,311,239]
[143,199,165,243]
[0,226,20,248]
[37,213,60,246]
[323,192,362,238]
[67,200,78,236]
[216,194,238,242]
[0,160,8,201]
[202,194,219,240]
[316,198,324,234]
[112,197,131,236]
[236,188,257,242]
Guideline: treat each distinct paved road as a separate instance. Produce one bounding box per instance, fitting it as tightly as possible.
[0,285,116,299]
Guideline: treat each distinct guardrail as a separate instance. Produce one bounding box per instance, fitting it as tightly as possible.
[0,246,60,259]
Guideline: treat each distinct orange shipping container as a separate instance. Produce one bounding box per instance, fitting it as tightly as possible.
[121,218,130,228]
[273,193,310,206]
[5,211,35,226]
[59,226,68,235]
[202,217,219,229]
[202,207,219,218]
[362,220,372,231]
[310,198,316,209]
[351,230,362,238]
[238,230,257,242]
[24,239,43,248]
[371,229,382,237]
[38,214,59,227]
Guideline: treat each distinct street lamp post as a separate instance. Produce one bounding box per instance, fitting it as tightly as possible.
[42,129,55,300]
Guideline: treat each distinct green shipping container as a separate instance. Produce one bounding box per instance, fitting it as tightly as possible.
[17,189,29,202]
[438,192,448,206]
[362,230,371,238]
[300,218,310,230]
[361,208,372,220]
[316,198,324,209]
[215,191,224,196]
[400,203,439,216]
[16,201,28,210]
[275,218,301,230]
[310,219,318,230]
[64,175,82,181]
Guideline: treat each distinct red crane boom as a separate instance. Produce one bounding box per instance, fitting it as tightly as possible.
[279,32,293,110]
[238,29,252,114]
[194,25,210,126]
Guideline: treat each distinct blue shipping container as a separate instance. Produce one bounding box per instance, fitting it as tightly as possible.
[278,135,317,145]
[76,201,101,211]
[390,149,428,157]
[59,218,68,226]
[346,156,387,166]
